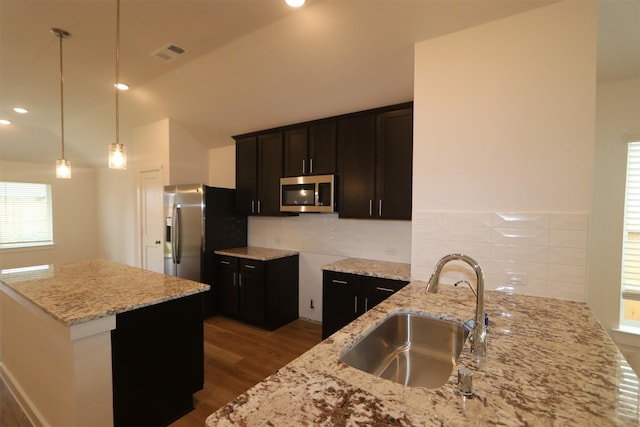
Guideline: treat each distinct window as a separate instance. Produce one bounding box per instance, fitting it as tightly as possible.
[622,142,640,328]
[0,182,53,249]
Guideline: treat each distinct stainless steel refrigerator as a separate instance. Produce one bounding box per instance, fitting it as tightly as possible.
[164,184,247,316]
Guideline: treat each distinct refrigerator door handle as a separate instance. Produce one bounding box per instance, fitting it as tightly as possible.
[173,203,182,264]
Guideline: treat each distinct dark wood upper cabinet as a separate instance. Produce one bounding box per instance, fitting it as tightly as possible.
[284,121,336,177]
[235,102,411,219]
[375,108,413,220]
[337,114,377,219]
[235,136,258,216]
[257,132,284,216]
[337,105,413,220]
[235,132,283,216]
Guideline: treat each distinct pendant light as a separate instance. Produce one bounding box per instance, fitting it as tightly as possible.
[52,28,72,179]
[108,0,127,169]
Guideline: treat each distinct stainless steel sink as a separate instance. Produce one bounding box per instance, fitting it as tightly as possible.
[340,312,469,388]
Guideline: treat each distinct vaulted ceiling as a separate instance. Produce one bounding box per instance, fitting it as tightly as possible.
[1,0,638,168]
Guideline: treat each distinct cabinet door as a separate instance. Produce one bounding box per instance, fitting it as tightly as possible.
[361,276,409,312]
[322,271,360,339]
[308,121,336,175]
[216,256,239,317]
[238,260,266,324]
[235,136,258,215]
[337,114,376,219]
[283,127,308,177]
[257,132,283,216]
[375,108,413,220]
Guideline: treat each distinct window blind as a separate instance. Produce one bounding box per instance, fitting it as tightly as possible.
[622,142,640,301]
[0,182,53,249]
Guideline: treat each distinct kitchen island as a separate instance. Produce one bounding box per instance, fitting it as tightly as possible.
[207,278,640,425]
[0,259,209,427]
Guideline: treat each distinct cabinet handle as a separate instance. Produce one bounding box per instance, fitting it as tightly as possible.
[365,297,368,312]
[233,272,237,287]
[239,273,242,288]
[332,279,348,285]
[354,296,358,314]
[310,158,314,174]
[376,287,395,293]
[369,200,373,217]
[220,260,231,265]
[244,264,256,269]
[302,159,306,174]
[379,200,382,217]
[257,200,261,214]
[251,200,255,214]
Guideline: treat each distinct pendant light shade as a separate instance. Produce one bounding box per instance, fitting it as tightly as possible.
[109,0,127,170]
[108,142,127,169]
[52,28,71,179]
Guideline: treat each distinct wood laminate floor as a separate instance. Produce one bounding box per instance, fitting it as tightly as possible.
[0,316,322,427]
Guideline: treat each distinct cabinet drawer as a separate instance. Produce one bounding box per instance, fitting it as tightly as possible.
[216,255,238,269]
[323,270,359,287]
[239,259,265,275]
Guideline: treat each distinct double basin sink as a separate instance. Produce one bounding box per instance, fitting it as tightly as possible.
[340,311,469,389]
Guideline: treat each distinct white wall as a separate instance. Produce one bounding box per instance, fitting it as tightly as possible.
[95,167,137,266]
[168,121,209,185]
[590,77,640,340]
[411,1,597,299]
[209,144,236,188]
[0,160,100,269]
[133,119,170,184]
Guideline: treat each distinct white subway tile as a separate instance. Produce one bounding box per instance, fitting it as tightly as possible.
[491,228,549,246]
[442,226,491,243]
[491,244,549,263]
[413,225,443,241]
[442,212,493,227]
[548,247,587,266]
[488,260,548,280]
[549,213,588,231]
[548,264,586,285]
[412,211,443,226]
[547,281,586,302]
[492,213,549,229]
[549,230,588,249]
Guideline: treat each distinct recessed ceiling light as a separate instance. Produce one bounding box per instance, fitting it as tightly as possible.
[13,107,28,114]
[0,119,12,125]
[114,83,129,91]
[285,0,305,7]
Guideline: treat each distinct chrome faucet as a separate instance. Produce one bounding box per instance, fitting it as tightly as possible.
[426,253,487,359]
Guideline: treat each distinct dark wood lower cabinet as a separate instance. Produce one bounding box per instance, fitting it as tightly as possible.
[215,254,299,330]
[322,271,408,339]
[111,294,204,427]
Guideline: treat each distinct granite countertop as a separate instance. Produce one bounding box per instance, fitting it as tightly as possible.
[207,280,640,425]
[323,258,411,281]
[0,259,209,326]
[214,246,299,261]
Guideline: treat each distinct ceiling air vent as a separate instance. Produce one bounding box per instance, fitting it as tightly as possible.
[152,44,187,62]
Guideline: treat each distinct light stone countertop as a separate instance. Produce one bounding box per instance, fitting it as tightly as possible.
[207,280,640,425]
[323,257,411,281]
[0,259,209,326]
[214,246,299,261]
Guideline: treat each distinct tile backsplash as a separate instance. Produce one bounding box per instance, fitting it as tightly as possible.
[411,212,588,302]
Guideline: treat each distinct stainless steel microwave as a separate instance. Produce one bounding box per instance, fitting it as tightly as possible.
[280,174,336,213]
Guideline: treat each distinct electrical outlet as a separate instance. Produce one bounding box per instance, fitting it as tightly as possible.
[506,272,528,286]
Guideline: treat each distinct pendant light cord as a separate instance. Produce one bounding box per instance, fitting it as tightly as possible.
[115,0,120,146]
[58,32,65,159]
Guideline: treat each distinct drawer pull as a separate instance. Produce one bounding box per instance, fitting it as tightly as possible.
[332,279,348,285]
[244,264,256,269]
[220,260,231,265]
[376,287,395,293]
